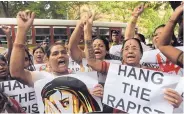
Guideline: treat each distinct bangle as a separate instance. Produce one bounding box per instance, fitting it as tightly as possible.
[13,43,26,49]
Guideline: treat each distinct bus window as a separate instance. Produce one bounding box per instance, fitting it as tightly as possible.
[99,28,109,40]
[35,27,50,43]
[54,28,67,35]
[54,27,67,42]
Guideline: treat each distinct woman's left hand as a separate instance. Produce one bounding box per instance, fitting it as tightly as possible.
[164,88,183,108]
[90,84,104,98]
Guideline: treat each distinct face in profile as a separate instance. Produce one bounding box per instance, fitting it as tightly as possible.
[122,39,142,67]
[0,59,8,78]
[152,27,163,47]
[24,51,30,69]
[41,77,100,113]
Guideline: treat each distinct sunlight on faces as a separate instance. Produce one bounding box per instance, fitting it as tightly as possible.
[93,39,107,60]
[33,48,45,63]
[122,39,142,67]
[0,60,8,78]
[44,90,84,113]
[48,45,69,73]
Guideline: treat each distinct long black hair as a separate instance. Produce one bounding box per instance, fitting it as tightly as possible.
[25,48,35,71]
[41,76,101,113]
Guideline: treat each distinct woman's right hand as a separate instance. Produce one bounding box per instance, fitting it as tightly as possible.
[16,10,35,32]
[132,4,144,17]
[91,84,104,98]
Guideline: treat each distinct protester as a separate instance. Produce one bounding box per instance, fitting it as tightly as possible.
[32,46,45,64]
[110,30,120,46]
[40,38,49,53]
[10,10,103,113]
[1,25,13,64]
[0,55,25,113]
[83,10,182,111]
[157,2,183,68]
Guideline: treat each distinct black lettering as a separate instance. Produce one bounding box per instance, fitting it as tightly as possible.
[13,81,23,90]
[127,67,137,79]
[107,94,115,107]
[72,61,75,65]
[143,106,152,114]
[140,88,151,101]
[22,106,27,112]
[19,93,27,103]
[2,81,11,91]
[115,98,125,111]
[122,82,130,93]
[137,104,141,113]
[72,68,75,72]
[118,65,127,76]
[76,68,80,72]
[154,109,164,114]
[151,72,163,84]
[10,95,18,99]
[130,85,140,98]
[126,101,136,112]
[29,92,35,101]
[139,69,149,82]
[32,103,39,113]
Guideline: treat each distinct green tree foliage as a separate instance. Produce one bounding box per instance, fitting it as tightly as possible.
[0,1,174,42]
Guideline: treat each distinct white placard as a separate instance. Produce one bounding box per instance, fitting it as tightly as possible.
[103,64,181,113]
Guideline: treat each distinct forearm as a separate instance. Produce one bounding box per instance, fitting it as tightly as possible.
[158,10,181,47]
[69,24,84,62]
[125,16,138,40]
[10,29,26,77]
[159,46,183,66]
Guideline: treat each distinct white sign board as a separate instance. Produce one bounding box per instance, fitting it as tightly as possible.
[103,64,181,113]
[0,80,39,113]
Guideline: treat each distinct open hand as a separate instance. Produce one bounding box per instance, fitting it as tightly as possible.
[16,10,35,32]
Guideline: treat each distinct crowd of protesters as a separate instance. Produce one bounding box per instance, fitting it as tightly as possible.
[0,2,183,113]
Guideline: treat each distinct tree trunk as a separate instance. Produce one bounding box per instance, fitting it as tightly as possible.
[1,1,9,17]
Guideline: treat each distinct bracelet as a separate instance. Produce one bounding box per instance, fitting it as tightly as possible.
[13,43,26,49]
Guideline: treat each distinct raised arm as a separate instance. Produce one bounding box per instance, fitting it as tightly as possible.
[124,4,144,40]
[84,12,109,73]
[68,16,86,64]
[157,2,183,67]
[1,25,12,64]
[10,11,35,86]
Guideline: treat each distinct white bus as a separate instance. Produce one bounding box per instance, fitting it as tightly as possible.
[0,18,127,47]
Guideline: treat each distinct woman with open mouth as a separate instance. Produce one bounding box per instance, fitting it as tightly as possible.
[10,10,103,113]
[83,8,182,113]
[33,46,45,65]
